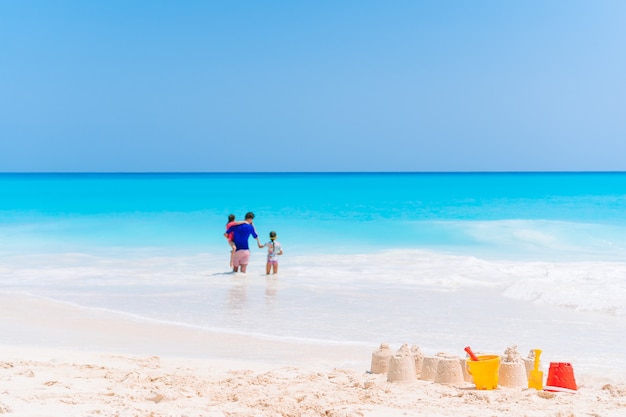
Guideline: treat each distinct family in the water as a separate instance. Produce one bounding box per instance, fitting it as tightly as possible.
[224,212,283,274]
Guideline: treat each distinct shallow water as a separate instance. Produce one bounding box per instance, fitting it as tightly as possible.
[1,173,625,377]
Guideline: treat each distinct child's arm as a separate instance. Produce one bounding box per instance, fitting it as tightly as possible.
[224,221,245,238]
[225,220,246,233]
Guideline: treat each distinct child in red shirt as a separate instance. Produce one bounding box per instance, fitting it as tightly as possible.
[225,214,237,267]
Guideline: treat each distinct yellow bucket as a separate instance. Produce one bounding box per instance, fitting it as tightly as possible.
[466,355,500,390]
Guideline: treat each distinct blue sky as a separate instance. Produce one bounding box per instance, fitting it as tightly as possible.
[1,1,625,172]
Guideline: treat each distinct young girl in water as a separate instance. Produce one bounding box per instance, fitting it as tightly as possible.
[262,231,283,274]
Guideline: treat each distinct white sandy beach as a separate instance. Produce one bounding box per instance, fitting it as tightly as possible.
[1,294,625,417]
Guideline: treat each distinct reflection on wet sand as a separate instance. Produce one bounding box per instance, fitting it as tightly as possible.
[228,279,247,310]
[265,277,277,307]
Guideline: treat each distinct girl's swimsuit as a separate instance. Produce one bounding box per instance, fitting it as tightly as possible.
[265,240,282,263]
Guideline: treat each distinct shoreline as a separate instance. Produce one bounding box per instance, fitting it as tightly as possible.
[0,293,374,369]
[1,293,626,416]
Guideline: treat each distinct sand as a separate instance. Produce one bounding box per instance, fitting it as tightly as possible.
[1,295,626,416]
[2,346,626,417]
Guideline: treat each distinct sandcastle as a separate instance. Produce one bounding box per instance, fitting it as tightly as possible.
[370,343,393,374]
[433,354,465,385]
[460,356,472,382]
[371,343,550,389]
[411,345,424,378]
[524,349,541,378]
[387,344,417,383]
[499,345,528,388]
[419,355,440,381]
[372,343,432,383]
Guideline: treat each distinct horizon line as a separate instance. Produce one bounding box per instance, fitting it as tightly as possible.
[1,170,626,175]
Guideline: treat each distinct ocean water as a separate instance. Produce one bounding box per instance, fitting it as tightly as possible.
[1,173,626,377]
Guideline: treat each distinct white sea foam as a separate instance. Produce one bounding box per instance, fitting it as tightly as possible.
[2,248,626,318]
[2,246,626,376]
[501,261,626,316]
[419,219,626,262]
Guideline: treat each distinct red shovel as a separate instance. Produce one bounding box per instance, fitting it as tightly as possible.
[464,346,480,361]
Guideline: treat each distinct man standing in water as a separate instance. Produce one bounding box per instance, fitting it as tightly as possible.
[224,212,262,273]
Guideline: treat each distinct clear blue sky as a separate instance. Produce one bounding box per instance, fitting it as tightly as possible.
[1,1,625,172]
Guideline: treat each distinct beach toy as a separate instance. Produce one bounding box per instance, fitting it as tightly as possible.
[499,345,527,388]
[464,346,479,361]
[545,362,577,393]
[434,356,465,385]
[387,344,417,383]
[370,343,393,374]
[528,349,543,390]
[465,354,501,390]
[524,351,536,378]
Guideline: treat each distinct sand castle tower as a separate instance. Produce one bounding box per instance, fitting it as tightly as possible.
[411,345,424,378]
[461,356,472,382]
[434,353,465,385]
[387,344,417,383]
[370,343,393,375]
[499,345,528,388]
[420,353,444,381]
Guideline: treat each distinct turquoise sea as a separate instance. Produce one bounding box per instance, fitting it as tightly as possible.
[1,173,626,376]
